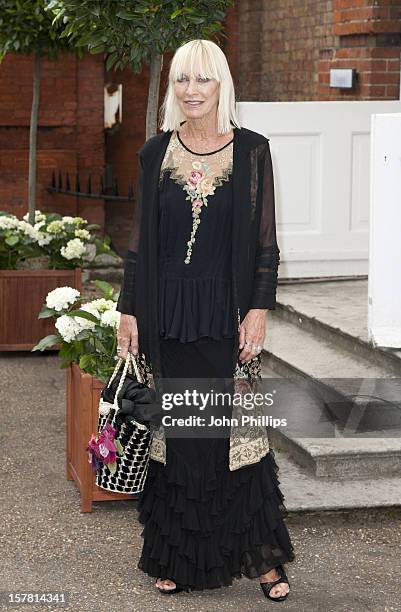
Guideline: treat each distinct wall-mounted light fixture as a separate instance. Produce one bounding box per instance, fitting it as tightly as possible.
[330,68,358,89]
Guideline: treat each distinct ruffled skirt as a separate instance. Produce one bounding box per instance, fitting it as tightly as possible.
[136,337,296,591]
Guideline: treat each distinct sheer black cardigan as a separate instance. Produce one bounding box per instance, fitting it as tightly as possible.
[116,125,280,379]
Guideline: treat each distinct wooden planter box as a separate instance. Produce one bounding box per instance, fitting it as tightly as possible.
[67,361,136,513]
[0,267,82,351]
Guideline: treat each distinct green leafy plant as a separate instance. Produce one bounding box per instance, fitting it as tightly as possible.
[32,280,120,382]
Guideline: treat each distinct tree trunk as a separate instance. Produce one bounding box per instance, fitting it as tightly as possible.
[28,49,41,226]
[146,51,163,140]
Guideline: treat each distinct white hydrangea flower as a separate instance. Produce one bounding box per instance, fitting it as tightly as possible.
[72,216,86,225]
[34,220,46,230]
[37,232,54,246]
[18,220,42,242]
[0,215,19,230]
[46,286,80,311]
[47,220,65,234]
[60,238,86,260]
[61,216,76,224]
[55,314,82,343]
[90,298,116,313]
[22,210,46,223]
[74,228,90,240]
[78,302,101,329]
[100,309,120,328]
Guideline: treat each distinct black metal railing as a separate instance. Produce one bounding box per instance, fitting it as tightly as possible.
[47,168,134,202]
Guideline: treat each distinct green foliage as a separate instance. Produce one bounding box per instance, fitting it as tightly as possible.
[37,305,57,319]
[91,279,118,301]
[32,333,60,351]
[46,0,234,72]
[0,0,74,61]
[66,309,101,325]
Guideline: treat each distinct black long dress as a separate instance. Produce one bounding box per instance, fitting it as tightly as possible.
[135,130,295,591]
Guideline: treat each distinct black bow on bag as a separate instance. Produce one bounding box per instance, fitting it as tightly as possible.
[101,353,163,430]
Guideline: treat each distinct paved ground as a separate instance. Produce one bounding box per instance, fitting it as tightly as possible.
[1,351,400,612]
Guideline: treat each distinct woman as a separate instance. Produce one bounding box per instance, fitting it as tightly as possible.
[116,39,295,601]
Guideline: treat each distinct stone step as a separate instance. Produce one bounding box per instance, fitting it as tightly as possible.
[82,250,124,286]
[268,428,401,480]
[260,315,401,479]
[273,446,401,512]
[275,280,401,376]
[263,311,393,379]
[82,266,123,284]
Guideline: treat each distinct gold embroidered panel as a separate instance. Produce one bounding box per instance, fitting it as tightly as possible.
[159,131,234,265]
[159,131,233,192]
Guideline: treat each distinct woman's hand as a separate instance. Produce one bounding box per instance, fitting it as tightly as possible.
[239,309,267,363]
[117,314,139,358]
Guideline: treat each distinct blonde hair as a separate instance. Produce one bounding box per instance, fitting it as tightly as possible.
[159,39,241,134]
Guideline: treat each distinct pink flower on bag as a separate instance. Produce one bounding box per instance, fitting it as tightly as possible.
[193,199,203,209]
[99,443,109,458]
[87,422,118,469]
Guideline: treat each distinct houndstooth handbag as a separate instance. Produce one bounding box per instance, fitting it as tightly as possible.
[94,352,153,495]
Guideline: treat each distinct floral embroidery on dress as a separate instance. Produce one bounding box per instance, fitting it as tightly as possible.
[159,131,233,264]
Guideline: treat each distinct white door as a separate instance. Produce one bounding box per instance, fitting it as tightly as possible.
[238,101,401,279]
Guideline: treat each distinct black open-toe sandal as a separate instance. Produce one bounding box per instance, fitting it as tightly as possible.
[259,564,290,602]
[155,579,183,595]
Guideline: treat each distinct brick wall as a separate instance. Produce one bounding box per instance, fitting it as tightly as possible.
[104,54,174,253]
[0,51,105,227]
[321,0,401,99]
[231,0,401,101]
[223,3,240,93]
[233,0,337,100]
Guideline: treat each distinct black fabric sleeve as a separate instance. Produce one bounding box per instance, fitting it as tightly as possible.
[116,153,144,316]
[250,141,281,310]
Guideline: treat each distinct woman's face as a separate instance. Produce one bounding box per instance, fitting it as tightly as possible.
[174,71,220,120]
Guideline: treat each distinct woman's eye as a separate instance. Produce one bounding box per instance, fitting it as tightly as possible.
[176,76,210,83]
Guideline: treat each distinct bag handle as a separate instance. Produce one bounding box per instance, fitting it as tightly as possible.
[106,356,126,390]
[107,352,144,390]
[105,352,144,426]
[128,351,144,384]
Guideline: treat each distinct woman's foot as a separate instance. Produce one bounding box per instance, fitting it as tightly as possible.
[155,577,185,595]
[155,578,179,592]
[259,567,290,598]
